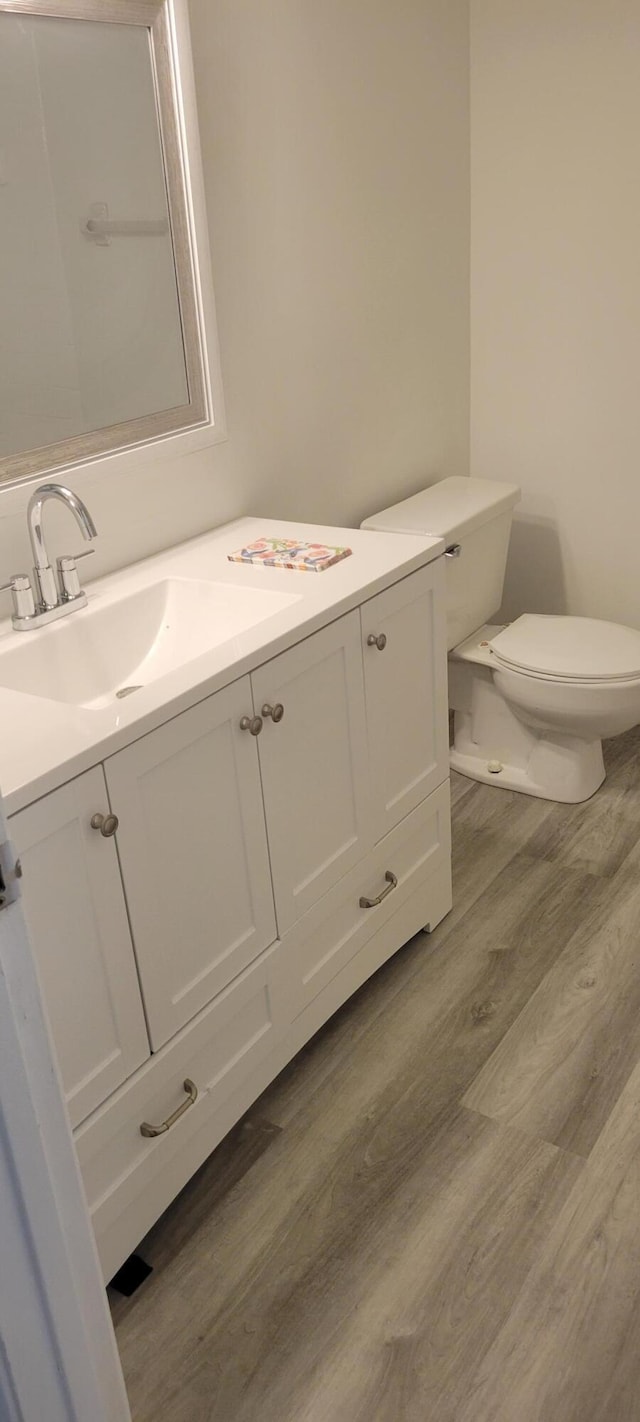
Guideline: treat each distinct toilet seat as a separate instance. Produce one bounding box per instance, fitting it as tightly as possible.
[490,614,640,685]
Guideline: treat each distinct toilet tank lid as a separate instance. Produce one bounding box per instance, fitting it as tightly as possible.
[490,614,640,681]
[361,477,520,542]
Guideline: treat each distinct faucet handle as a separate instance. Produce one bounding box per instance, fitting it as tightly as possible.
[57,549,95,602]
[0,575,36,623]
[57,550,95,565]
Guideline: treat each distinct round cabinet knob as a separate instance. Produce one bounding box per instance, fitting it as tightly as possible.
[262,702,285,723]
[240,714,263,736]
[367,632,387,652]
[90,812,119,837]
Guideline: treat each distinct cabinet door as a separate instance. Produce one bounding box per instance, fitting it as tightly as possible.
[362,561,449,842]
[11,768,149,1127]
[105,677,276,1050]
[251,609,372,935]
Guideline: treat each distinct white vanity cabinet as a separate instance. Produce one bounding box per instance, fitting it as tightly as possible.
[7,551,452,1283]
[12,767,149,1128]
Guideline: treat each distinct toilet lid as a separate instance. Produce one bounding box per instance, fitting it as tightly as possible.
[490,614,640,682]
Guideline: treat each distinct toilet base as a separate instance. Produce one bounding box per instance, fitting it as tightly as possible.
[450,730,605,802]
[449,659,606,803]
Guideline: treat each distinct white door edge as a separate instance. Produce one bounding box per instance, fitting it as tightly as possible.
[0,792,130,1422]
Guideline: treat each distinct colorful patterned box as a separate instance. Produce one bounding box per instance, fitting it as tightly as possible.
[227,537,352,573]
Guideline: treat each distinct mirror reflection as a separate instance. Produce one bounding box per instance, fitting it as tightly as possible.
[0,7,198,479]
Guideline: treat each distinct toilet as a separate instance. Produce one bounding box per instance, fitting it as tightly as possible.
[362,477,640,803]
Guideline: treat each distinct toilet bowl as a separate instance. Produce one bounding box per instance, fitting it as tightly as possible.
[449,616,640,801]
[362,478,640,803]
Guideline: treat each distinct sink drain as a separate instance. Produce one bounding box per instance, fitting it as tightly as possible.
[116,685,143,699]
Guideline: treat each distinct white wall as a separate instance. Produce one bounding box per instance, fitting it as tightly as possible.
[0,0,469,586]
[471,0,640,627]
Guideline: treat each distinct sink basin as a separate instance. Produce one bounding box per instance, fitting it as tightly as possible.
[0,577,300,709]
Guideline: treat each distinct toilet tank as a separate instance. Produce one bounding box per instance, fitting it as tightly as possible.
[361,477,520,650]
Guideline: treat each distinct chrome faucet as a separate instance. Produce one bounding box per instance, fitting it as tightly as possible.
[0,483,98,631]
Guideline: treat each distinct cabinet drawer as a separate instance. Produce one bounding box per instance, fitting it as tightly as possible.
[74,943,285,1279]
[272,781,451,1025]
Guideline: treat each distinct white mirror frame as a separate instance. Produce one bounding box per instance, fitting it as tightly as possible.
[0,0,225,489]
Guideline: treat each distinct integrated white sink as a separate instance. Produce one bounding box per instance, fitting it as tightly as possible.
[0,577,300,709]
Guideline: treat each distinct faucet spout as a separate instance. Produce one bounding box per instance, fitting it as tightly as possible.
[27,482,97,572]
[25,482,97,613]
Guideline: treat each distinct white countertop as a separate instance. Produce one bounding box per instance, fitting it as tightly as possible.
[0,516,443,816]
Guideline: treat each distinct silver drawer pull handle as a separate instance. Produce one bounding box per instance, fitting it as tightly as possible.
[90,812,119,837]
[367,632,387,651]
[140,1078,198,1138]
[359,870,398,909]
[445,543,462,558]
[262,702,285,723]
[240,714,263,736]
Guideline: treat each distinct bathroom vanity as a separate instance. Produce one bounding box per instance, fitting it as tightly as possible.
[2,517,451,1281]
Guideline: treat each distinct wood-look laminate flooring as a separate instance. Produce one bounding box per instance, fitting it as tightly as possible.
[112,725,640,1422]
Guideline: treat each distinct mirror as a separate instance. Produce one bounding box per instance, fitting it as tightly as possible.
[0,0,210,486]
